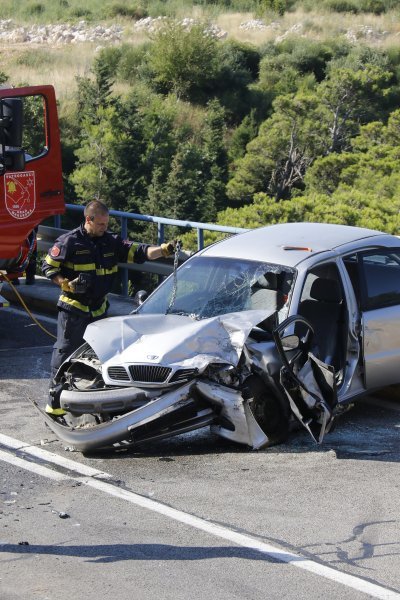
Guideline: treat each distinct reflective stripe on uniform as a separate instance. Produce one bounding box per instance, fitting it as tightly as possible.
[127,244,138,263]
[60,294,90,313]
[64,261,96,272]
[96,266,118,276]
[45,255,61,268]
[91,299,108,317]
[59,294,108,317]
[46,268,59,277]
[62,261,117,276]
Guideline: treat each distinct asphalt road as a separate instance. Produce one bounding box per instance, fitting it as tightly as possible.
[0,306,399,600]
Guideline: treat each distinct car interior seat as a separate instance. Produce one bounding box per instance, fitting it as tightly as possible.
[250,272,286,312]
[298,277,343,367]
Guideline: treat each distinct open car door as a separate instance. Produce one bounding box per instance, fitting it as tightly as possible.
[273,315,338,443]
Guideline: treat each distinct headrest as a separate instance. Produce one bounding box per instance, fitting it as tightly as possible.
[310,278,342,303]
[256,272,278,290]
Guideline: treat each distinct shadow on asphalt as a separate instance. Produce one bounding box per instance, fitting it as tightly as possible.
[81,401,400,463]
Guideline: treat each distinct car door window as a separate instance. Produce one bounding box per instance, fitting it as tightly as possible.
[359,250,400,310]
[297,263,345,370]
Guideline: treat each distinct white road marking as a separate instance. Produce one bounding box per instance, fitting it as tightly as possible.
[0,433,111,479]
[0,434,399,599]
[0,449,67,481]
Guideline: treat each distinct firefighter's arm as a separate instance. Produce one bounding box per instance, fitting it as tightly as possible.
[42,237,70,281]
[147,241,177,260]
[119,238,178,263]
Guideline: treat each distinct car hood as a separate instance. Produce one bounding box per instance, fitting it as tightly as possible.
[83,310,271,370]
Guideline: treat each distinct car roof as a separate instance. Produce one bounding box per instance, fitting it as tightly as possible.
[201,222,392,267]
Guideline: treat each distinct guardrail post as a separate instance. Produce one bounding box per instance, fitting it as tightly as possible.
[197,228,204,250]
[157,222,164,245]
[54,214,61,228]
[120,216,128,296]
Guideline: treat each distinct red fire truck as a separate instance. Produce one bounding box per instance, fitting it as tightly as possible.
[0,85,65,306]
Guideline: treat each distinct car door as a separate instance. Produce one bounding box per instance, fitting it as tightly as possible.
[355,250,400,390]
[273,315,337,444]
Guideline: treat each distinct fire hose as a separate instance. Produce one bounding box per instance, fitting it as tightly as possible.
[0,272,56,340]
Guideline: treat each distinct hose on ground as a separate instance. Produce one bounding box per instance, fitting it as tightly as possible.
[1,273,56,340]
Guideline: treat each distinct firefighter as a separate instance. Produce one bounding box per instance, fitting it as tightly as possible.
[42,199,176,417]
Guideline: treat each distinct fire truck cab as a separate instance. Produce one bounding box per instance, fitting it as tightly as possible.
[0,85,65,306]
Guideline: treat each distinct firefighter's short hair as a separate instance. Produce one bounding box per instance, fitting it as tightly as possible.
[84,200,109,221]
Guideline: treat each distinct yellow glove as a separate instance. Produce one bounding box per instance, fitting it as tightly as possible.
[160,241,175,258]
[62,277,85,293]
[61,279,72,292]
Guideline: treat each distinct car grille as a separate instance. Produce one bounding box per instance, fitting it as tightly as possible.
[107,366,130,382]
[128,364,172,383]
[169,368,198,383]
[107,365,198,385]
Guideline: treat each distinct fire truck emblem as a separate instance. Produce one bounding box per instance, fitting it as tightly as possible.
[5,171,36,220]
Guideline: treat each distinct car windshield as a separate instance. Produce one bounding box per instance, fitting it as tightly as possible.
[139,256,295,321]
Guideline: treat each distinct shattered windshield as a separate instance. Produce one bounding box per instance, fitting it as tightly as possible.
[139,256,295,321]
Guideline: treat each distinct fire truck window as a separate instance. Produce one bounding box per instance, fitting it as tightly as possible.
[21,95,46,159]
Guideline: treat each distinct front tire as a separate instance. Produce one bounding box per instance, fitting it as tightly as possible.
[242,375,289,445]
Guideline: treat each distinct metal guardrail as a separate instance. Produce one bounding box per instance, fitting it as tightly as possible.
[42,203,250,296]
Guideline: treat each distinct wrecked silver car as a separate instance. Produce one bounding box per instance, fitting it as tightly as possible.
[39,222,400,452]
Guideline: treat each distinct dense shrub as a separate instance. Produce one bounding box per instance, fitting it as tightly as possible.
[147,21,219,99]
[27,3,45,15]
[323,0,359,12]
[106,3,148,19]
[321,0,392,12]
[116,43,152,84]
[69,7,93,18]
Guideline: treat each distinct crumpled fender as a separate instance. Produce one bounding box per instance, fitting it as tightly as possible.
[30,381,195,452]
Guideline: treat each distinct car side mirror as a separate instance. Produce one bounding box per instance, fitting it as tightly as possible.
[130,290,148,314]
[281,334,300,351]
[135,290,148,305]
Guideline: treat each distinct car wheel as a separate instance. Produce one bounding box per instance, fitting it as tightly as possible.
[242,375,289,445]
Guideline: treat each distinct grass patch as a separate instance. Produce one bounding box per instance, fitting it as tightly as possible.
[15,48,57,67]
[1,5,400,101]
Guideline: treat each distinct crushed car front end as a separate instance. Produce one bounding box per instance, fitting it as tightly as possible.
[41,253,297,452]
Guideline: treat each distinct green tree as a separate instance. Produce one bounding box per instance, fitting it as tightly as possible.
[318,64,392,152]
[201,99,229,217]
[228,110,259,162]
[305,108,400,199]
[303,153,358,195]
[227,92,328,203]
[70,105,123,204]
[211,40,261,121]
[150,142,207,222]
[76,54,115,127]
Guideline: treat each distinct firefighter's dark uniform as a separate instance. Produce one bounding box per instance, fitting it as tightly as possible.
[42,224,149,413]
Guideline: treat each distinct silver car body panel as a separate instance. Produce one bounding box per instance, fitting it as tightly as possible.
[84,310,272,387]
[196,380,270,449]
[201,223,389,267]
[362,305,400,389]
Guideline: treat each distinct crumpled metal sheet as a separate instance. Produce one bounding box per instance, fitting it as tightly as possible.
[84,309,273,370]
